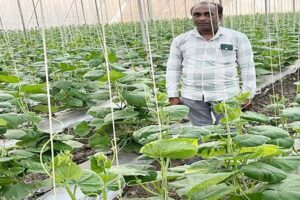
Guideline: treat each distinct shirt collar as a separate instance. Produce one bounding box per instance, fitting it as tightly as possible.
[191,26,225,40]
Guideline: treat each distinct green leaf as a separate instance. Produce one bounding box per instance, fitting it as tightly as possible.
[236,92,250,103]
[256,68,272,75]
[241,162,287,183]
[187,159,224,174]
[295,94,300,104]
[171,172,233,197]
[160,105,189,121]
[20,84,46,94]
[10,149,35,158]
[0,102,12,108]
[53,153,82,183]
[89,118,105,129]
[0,118,8,126]
[90,90,110,101]
[83,70,105,81]
[0,74,20,83]
[61,140,84,148]
[281,107,300,121]
[65,97,83,107]
[89,133,110,150]
[248,125,289,139]
[123,91,150,107]
[4,129,26,139]
[266,103,285,112]
[189,183,234,200]
[0,183,34,199]
[0,157,14,163]
[54,134,75,141]
[57,63,79,72]
[285,121,300,133]
[0,113,27,128]
[104,109,139,123]
[233,134,270,147]
[267,137,294,148]
[0,92,14,101]
[77,170,103,196]
[140,138,198,159]
[100,172,125,191]
[28,94,48,102]
[0,177,14,186]
[172,126,211,139]
[220,108,242,123]
[100,70,125,82]
[109,164,153,177]
[264,156,300,172]
[87,106,111,118]
[198,141,226,158]
[132,125,170,145]
[241,111,270,123]
[108,52,118,63]
[262,175,300,200]
[240,144,283,158]
[74,121,91,137]
[33,105,60,113]
[54,81,72,90]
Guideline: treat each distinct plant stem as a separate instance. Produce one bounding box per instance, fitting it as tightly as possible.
[73,185,77,196]
[102,186,107,200]
[160,158,169,200]
[65,184,76,200]
[223,102,233,154]
[139,183,160,196]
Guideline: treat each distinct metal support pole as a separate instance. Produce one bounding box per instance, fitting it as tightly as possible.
[17,0,28,39]
[265,0,268,24]
[137,0,147,46]
[118,0,124,23]
[173,0,177,19]
[31,0,40,28]
[293,0,296,13]
[184,0,188,18]
[103,0,109,24]
[0,16,4,30]
[147,0,153,21]
[94,0,101,25]
[80,0,87,24]
[235,0,238,15]
[74,0,81,24]
[219,0,222,6]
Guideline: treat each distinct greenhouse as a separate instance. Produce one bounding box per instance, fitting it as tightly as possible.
[0,0,300,199]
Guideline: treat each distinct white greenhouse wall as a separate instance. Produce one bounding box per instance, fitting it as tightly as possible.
[0,0,299,30]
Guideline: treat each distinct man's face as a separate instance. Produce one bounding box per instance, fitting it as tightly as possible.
[192,3,222,33]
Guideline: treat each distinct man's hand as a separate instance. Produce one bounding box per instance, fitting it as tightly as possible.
[169,97,183,105]
[241,99,252,111]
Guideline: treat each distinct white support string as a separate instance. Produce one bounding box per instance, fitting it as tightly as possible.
[39,0,57,198]
[98,0,123,198]
[142,0,163,137]
[273,0,284,97]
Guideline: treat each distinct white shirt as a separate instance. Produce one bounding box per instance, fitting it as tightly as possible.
[166,26,256,102]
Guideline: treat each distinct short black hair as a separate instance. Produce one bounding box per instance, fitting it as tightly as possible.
[190,1,223,16]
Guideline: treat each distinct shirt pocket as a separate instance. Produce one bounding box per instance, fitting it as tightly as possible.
[218,44,237,64]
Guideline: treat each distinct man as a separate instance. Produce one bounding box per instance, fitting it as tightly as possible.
[166,1,256,126]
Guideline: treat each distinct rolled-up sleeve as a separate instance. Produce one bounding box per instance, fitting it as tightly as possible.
[166,38,183,97]
[237,34,256,98]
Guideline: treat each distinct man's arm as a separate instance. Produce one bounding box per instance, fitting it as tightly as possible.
[166,38,183,105]
[237,34,256,99]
